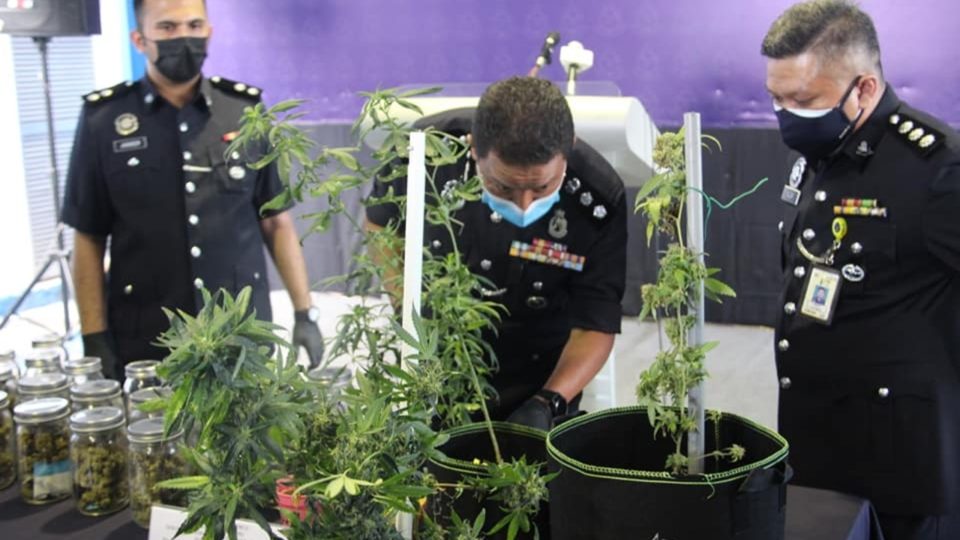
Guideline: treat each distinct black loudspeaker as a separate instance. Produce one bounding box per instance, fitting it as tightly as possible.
[0,0,100,37]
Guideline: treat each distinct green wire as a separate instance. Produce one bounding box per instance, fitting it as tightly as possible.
[687,177,769,243]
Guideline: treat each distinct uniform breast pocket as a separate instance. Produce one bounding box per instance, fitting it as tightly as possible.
[104,157,164,211]
[519,266,570,313]
[846,221,896,292]
[209,145,253,195]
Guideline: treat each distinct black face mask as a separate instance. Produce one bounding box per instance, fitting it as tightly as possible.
[151,37,208,83]
[775,76,864,160]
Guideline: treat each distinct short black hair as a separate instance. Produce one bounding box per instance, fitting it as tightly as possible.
[472,77,574,166]
[133,0,207,29]
[762,0,882,75]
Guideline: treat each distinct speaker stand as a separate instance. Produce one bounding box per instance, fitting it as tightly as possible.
[0,36,75,342]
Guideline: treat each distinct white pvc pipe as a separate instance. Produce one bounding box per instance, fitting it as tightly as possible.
[400,131,426,367]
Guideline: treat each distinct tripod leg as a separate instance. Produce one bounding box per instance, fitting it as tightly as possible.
[54,250,75,337]
[0,257,56,331]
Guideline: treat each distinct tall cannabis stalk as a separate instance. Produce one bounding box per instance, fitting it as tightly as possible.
[634,129,744,476]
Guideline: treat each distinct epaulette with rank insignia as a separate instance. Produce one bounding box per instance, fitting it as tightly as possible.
[209,75,262,100]
[82,80,137,104]
[565,139,625,223]
[887,109,945,157]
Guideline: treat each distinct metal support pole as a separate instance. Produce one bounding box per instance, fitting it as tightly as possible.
[683,112,706,475]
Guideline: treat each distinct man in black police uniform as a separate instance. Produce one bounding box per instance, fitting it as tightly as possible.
[62,0,324,379]
[763,2,960,538]
[365,77,627,430]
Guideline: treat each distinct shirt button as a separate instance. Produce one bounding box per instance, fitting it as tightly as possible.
[190,246,202,258]
[144,93,154,105]
[124,284,134,295]
[878,387,890,398]
[183,151,192,161]
[231,151,241,161]
[814,190,827,202]
[533,281,544,291]
[851,242,863,255]
[490,212,502,224]
[778,339,790,352]
[253,272,261,280]
[779,377,792,389]
[480,259,492,271]
[802,228,816,241]
[188,214,199,226]
[794,266,806,279]
[784,302,796,315]
[431,240,442,249]
[179,122,188,133]
[193,278,204,289]
[778,221,784,233]
[185,181,196,194]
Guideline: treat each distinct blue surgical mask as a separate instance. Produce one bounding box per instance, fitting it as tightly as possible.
[774,76,864,160]
[481,181,562,228]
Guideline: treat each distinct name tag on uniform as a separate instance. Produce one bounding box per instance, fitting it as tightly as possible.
[799,265,842,325]
[112,136,148,153]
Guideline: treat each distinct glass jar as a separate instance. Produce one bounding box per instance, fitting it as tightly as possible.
[0,391,15,490]
[71,380,124,414]
[23,350,63,379]
[19,373,71,403]
[306,365,352,405]
[70,406,129,515]
[127,387,171,425]
[0,349,18,380]
[65,357,104,389]
[122,361,161,399]
[14,397,72,504]
[0,363,18,407]
[30,334,67,369]
[128,417,187,528]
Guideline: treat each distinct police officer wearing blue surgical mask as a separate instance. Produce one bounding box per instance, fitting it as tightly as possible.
[764,2,960,539]
[62,0,326,379]
[365,77,627,431]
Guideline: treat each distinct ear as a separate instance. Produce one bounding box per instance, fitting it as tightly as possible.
[859,75,882,105]
[467,134,477,161]
[131,29,147,54]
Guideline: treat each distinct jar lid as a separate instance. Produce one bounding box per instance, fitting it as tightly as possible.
[19,373,69,394]
[14,397,70,423]
[0,349,14,361]
[127,417,182,443]
[65,356,103,376]
[129,386,171,404]
[125,360,159,378]
[25,350,61,367]
[70,406,125,432]
[0,362,15,380]
[306,366,352,388]
[71,379,122,400]
[0,390,8,409]
[31,333,63,348]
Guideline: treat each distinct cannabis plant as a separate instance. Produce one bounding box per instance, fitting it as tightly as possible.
[154,288,311,540]
[227,88,551,539]
[634,129,745,475]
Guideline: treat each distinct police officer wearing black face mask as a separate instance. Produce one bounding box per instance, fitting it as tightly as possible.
[365,77,628,431]
[62,0,325,379]
[763,2,960,539]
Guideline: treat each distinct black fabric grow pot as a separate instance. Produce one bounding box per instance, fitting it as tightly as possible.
[421,422,551,540]
[547,406,790,540]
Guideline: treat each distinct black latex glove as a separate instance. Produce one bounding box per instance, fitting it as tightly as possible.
[506,396,554,431]
[82,330,122,380]
[292,314,325,369]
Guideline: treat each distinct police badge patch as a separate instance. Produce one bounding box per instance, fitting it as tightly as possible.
[114,113,139,136]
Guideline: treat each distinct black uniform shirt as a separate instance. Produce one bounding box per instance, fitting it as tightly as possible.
[366,108,627,375]
[775,86,960,514]
[62,75,289,357]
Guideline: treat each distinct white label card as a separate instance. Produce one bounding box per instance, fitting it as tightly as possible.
[800,265,843,325]
[148,505,285,540]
